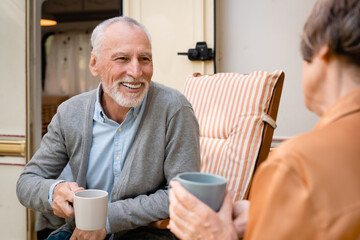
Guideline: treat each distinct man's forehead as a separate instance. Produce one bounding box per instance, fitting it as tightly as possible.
[106,21,143,34]
[104,22,150,43]
[111,51,152,57]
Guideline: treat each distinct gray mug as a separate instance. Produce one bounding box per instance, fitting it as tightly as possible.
[173,172,227,212]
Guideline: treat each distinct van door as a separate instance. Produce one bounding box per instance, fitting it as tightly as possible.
[0,0,28,239]
[123,0,215,91]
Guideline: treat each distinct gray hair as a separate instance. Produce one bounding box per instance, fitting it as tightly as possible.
[300,0,360,65]
[90,16,152,57]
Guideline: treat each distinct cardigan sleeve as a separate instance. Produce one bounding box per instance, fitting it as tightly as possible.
[16,110,70,213]
[164,105,201,180]
[16,91,95,214]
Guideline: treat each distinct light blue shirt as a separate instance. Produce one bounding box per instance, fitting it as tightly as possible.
[86,85,147,196]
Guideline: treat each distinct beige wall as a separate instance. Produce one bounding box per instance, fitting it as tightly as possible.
[216,0,318,138]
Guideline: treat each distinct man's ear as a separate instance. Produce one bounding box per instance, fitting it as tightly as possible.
[89,52,99,77]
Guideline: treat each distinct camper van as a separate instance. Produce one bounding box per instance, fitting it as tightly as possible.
[0,0,317,239]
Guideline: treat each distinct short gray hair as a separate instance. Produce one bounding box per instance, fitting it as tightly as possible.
[301,0,360,65]
[90,16,152,57]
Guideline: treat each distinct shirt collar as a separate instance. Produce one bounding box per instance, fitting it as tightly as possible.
[315,87,360,129]
[94,83,148,122]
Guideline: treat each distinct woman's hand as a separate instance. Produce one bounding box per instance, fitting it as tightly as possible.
[168,180,238,240]
[233,200,250,237]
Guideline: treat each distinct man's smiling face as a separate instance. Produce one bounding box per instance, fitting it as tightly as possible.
[92,21,153,108]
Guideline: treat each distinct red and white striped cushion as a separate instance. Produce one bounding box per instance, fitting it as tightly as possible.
[183,70,283,200]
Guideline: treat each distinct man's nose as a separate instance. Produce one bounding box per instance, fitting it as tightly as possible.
[127,60,142,79]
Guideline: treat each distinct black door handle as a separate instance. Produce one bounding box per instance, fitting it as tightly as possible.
[178,42,213,61]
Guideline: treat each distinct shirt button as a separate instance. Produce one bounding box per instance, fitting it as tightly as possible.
[118,127,122,132]
[116,156,120,161]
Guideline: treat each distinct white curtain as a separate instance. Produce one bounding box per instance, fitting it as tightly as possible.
[44,31,99,96]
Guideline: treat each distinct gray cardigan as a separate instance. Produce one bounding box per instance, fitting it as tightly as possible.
[16,81,200,236]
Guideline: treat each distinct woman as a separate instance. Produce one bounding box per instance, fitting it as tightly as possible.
[168,0,360,239]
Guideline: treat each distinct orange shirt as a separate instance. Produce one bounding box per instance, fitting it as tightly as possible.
[245,87,360,240]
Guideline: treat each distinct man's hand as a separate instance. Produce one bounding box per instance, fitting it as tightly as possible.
[70,228,107,240]
[168,180,238,240]
[53,182,84,218]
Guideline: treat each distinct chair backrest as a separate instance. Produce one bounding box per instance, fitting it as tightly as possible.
[183,70,284,201]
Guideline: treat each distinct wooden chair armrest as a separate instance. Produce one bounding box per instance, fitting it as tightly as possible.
[151,219,170,229]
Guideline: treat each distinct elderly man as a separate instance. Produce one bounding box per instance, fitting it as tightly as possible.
[17,16,200,239]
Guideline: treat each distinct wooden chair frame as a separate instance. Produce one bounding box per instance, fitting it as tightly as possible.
[243,71,284,199]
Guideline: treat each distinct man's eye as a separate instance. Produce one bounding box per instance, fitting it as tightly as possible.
[140,57,151,62]
[116,57,128,61]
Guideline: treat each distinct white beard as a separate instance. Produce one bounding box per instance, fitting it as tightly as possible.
[102,77,149,108]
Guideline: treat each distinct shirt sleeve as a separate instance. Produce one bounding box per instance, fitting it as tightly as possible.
[244,153,317,240]
[48,180,65,207]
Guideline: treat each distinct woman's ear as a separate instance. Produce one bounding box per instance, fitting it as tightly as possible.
[89,52,99,77]
[318,45,330,61]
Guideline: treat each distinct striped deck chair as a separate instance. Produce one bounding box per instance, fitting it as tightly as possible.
[153,70,284,229]
[184,70,284,200]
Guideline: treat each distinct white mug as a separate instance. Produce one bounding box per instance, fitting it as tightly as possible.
[73,189,108,231]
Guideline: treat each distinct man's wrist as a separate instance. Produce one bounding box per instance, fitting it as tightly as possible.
[48,180,65,207]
